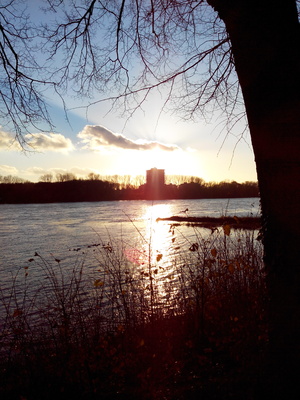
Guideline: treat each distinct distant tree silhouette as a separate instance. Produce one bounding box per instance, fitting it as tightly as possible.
[0,175,26,183]
[55,173,77,182]
[87,172,101,181]
[0,180,119,203]
[0,179,259,203]
[39,173,54,183]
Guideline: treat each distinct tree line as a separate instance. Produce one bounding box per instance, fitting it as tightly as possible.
[0,177,258,204]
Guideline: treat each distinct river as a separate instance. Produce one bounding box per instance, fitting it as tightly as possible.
[0,198,259,268]
[0,198,261,320]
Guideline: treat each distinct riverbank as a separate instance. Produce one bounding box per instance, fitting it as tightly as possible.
[157,215,261,230]
[0,180,259,203]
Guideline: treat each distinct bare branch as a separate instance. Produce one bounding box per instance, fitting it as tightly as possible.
[0,0,245,146]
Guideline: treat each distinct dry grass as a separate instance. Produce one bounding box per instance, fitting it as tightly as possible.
[0,226,267,400]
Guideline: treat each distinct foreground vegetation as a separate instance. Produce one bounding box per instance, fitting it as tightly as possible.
[0,225,267,399]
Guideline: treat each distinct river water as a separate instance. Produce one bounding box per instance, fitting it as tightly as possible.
[0,198,261,322]
[0,198,259,269]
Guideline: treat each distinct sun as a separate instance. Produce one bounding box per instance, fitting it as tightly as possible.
[113,146,205,179]
[143,148,204,177]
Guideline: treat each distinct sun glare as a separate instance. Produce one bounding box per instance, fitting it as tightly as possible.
[143,204,174,262]
[123,202,181,305]
[117,147,204,178]
[140,204,179,299]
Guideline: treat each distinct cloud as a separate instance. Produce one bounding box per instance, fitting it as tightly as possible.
[24,132,74,152]
[0,130,74,152]
[0,130,21,150]
[78,125,180,152]
[0,164,19,175]
[26,167,50,175]
[26,166,98,178]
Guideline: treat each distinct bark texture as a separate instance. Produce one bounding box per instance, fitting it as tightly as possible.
[207,0,300,397]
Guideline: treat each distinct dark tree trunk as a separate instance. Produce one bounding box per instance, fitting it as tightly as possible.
[207,0,300,397]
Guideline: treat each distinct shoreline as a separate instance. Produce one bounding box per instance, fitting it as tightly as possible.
[156,215,261,229]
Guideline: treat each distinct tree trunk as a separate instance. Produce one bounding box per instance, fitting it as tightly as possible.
[207,0,300,397]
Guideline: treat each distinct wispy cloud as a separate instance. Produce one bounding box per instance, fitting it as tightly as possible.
[0,164,19,175]
[0,130,20,150]
[24,133,74,152]
[78,125,180,152]
[26,166,99,178]
[26,167,50,176]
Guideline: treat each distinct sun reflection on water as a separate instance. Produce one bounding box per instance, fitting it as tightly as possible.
[143,203,173,258]
[132,203,183,309]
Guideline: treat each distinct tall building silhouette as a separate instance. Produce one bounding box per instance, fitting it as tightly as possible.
[145,168,165,199]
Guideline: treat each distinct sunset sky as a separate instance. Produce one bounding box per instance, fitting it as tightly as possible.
[0,1,258,184]
[0,92,258,183]
[0,97,257,183]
